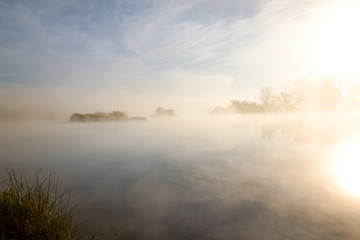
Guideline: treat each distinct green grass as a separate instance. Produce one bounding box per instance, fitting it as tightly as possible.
[0,169,76,240]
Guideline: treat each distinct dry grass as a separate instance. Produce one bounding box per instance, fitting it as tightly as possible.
[0,169,75,240]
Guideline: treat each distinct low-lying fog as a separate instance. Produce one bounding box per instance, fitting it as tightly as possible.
[1,113,360,239]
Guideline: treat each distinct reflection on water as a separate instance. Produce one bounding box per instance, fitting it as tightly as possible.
[332,141,360,198]
[236,115,349,144]
[1,114,360,239]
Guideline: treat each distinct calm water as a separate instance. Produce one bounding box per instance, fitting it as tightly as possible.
[1,113,360,239]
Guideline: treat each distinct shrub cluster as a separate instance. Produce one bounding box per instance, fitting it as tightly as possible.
[70,111,146,122]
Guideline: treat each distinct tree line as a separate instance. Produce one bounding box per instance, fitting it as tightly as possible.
[70,111,146,122]
[212,79,360,114]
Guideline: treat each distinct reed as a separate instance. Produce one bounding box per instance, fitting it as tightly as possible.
[0,169,75,240]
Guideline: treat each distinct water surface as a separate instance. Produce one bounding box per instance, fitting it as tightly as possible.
[1,113,360,239]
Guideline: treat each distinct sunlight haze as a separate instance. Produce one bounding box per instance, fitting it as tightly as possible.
[1,1,360,239]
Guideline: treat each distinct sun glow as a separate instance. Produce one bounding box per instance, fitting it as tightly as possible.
[332,141,360,197]
[310,0,360,78]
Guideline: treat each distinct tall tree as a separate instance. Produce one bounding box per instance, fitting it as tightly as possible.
[260,87,279,111]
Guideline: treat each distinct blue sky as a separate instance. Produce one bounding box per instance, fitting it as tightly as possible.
[0,0,357,114]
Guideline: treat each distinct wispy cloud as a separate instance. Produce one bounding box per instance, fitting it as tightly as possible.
[0,0,260,84]
[0,0,339,111]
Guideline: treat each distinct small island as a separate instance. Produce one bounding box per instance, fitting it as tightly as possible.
[70,111,147,122]
[152,107,175,117]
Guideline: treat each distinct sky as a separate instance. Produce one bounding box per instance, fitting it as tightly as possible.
[0,0,359,115]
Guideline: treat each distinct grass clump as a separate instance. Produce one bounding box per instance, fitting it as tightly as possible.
[0,169,75,240]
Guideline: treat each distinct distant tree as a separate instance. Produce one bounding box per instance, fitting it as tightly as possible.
[93,112,107,121]
[229,100,263,113]
[347,81,360,108]
[70,111,145,122]
[260,87,272,107]
[293,80,316,109]
[108,111,127,120]
[153,107,175,117]
[210,106,228,115]
[317,78,342,110]
[260,87,280,111]
[279,90,297,111]
[211,99,264,114]
[70,113,85,122]
[211,78,355,115]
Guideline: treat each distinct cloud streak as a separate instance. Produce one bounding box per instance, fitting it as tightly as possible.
[0,0,342,112]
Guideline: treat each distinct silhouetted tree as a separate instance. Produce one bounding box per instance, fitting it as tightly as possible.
[69,111,145,122]
[70,113,86,122]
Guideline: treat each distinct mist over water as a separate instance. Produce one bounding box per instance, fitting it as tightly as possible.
[1,113,360,239]
[2,0,360,238]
